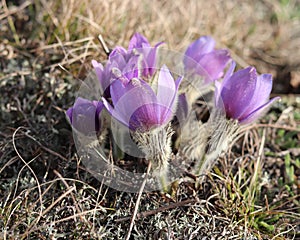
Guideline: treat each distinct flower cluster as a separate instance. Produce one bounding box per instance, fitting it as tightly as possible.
[102,65,182,132]
[91,33,163,98]
[66,33,279,179]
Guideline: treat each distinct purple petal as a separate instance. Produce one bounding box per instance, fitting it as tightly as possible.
[156,66,182,121]
[109,46,128,59]
[92,60,111,95]
[107,75,178,131]
[110,77,131,105]
[108,49,128,69]
[93,100,104,117]
[143,43,163,76]
[239,97,280,124]
[195,49,231,82]
[102,97,130,128]
[68,97,101,134]
[128,33,163,77]
[240,73,273,118]
[184,36,216,65]
[91,60,104,78]
[215,61,236,109]
[142,47,156,76]
[176,93,189,123]
[154,41,164,48]
[220,67,257,120]
[221,61,236,87]
[122,54,140,80]
[128,33,150,50]
[73,97,91,107]
[66,107,73,123]
[110,79,159,129]
[130,104,172,131]
[175,76,183,89]
[156,65,176,108]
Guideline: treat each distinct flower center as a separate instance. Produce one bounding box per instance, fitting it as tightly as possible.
[111,67,129,85]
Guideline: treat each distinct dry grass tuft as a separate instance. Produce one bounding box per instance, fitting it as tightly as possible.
[2,0,299,90]
[33,0,300,91]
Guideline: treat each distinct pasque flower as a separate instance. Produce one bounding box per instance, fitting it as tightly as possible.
[66,97,104,134]
[102,65,182,132]
[92,33,162,96]
[215,62,280,124]
[127,32,163,78]
[183,36,231,83]
[92,51,139,97]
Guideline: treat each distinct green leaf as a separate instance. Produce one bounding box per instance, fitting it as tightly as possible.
[285,153,295,183]
[258,220,275,232]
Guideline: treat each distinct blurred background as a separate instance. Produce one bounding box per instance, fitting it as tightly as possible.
[1,0,300,93]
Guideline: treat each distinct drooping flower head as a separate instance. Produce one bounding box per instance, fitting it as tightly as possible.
[183,36,231,83]
[215,62,280,124]
[66,97,104,134]
[92,33,163,97]
[102,65,182,132]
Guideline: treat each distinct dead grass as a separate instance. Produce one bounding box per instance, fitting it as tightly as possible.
[2,0,299,89]
[0,0,300,239]
[41,0,300,89]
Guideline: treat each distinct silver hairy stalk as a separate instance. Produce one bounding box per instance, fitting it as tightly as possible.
[132,123,174,170]
[196,109,240,175]
[178,112,210,163]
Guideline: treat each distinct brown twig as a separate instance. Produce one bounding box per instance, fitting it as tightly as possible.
[252,123,300,132]
[24,132,69,161]
[116,198,198,223]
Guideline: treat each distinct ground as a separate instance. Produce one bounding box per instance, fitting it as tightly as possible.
[0,0,299,239]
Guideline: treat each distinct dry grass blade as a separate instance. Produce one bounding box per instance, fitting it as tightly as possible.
[6,127,44,238]
[0,0,32,20]
[115,198,198,222]
[53,169,91,226]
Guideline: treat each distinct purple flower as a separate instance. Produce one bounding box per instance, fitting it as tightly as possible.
[215,62,280,124]
[128,33,163,77]
[66,97,104,134]
[102,65,182,132]
[92,33,162,97]
[92,60,110,97]
[92,52,139,97]
[183,36,231,83]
